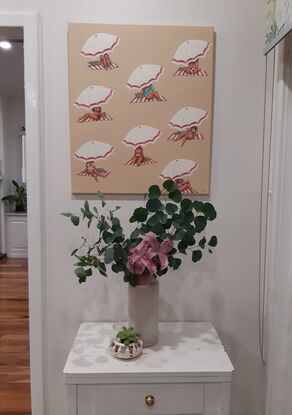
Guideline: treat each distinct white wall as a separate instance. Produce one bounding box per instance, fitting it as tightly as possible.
[2,96,25,195]
[1,2,266,415]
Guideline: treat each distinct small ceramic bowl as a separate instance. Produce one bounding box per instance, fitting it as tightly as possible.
[109,337,143,359]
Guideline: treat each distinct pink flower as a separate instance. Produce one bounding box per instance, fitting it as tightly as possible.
[127,232,173,275]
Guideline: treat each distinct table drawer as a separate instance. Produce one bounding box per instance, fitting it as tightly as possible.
[78,384,204,415]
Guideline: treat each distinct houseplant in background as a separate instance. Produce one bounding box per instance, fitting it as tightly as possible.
[2,180,27,212]
[62,180,217,346]
[109,326,143,359]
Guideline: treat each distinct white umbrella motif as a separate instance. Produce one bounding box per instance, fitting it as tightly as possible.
[169,107,208,130]
[80,33,119,57]
[75,86,113,109]
[123,125,160,147]
[160,159,199,181]
[172,40,210,64]
[74,140,114,162]
[127,64,163,90]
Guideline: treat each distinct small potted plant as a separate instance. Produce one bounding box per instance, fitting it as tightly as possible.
[2,180,27,212]
[109,326,143,359]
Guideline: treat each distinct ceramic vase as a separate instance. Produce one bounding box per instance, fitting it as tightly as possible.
[128,275,159,347]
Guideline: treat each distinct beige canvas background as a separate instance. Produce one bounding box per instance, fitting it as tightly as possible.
[68,23,214,194]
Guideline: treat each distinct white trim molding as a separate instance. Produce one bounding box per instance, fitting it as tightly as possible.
[0,13,45,415]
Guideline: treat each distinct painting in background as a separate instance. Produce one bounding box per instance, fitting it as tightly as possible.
[68,24,214,194]
[266,0,292,53]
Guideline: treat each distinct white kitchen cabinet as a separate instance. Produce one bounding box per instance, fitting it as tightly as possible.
[5,212,28,258]
[64,322,234,415]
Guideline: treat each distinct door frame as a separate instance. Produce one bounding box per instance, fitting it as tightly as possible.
[0,13,45,415]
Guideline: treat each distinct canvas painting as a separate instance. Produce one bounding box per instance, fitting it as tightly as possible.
[68,23,214,194]
[266,0,292,53]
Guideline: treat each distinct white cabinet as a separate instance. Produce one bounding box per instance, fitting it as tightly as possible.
[64,322,234,415]
[5,212,28,258]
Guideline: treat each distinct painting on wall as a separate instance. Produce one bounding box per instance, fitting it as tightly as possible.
[265,0,292,53]
[68,23,214,194]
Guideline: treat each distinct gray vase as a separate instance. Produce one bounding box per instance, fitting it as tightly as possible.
[128,277,159,347]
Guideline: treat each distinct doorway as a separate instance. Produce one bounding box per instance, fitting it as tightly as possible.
[0,14,44,415]
[0,26,30,415]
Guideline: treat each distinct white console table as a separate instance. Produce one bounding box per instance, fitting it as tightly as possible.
[64,322,234,415]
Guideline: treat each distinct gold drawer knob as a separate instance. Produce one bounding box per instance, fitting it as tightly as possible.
[145,395,155,407]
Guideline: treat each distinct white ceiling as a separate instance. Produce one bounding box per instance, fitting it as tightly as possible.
[0,27,24,96]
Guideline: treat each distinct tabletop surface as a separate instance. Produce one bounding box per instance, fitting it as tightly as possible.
[63,322,234,383]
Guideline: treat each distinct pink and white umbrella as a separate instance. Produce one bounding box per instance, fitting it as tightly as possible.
[169,107,208,130]
[80,33,119,58]
[123,125,160,147]
[74,85,113,109]
[160,159,199,181]
[74,140,114,162]
[126,64,163,90]
[172,40,210,64]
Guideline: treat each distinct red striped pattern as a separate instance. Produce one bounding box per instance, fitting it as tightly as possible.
[168,132,205,141]
[174,67,208,77]
[77,113,113,123]
[130,95,166,104]
[88,62,119,71]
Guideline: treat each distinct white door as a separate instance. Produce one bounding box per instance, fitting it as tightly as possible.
[265,32,292,415]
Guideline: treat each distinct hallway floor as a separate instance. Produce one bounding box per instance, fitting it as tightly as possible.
[0,258,31,415]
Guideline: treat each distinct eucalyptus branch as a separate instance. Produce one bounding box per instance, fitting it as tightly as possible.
[62,180,217,285]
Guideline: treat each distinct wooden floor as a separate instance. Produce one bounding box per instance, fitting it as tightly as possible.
[0,258,31,415]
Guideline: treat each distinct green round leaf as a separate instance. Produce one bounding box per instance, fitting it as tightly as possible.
[156,211,168,224]
[104,247,114,264]
[163,218,173,230]
[130,228,140,240]
[75,267,86,278]
[157,267,168,276]
[173,258,182,270]
[112,263,122,273]
[146,198,163,212]
[180,198,193,212]
[168,256,182,270]
[173,228,186,241]
[148,184,161,199]
[163,180,176,192]
[194,215,207,232]
[147,214,160,227]
[182,211,194,225]
[103,231,114,244]
[71,215,80,226]
[192,250,203,263]
[208,235,218,247]
[178,240,188,254]
[169,189,182,203]
[183,235,196,246]
[130,207,148,223]
[202,202,217,221]
[165,203,178,215]
[149,224,165,237]
[199,237,206,249]
[193,200,204,212]
[173,213,184,226]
